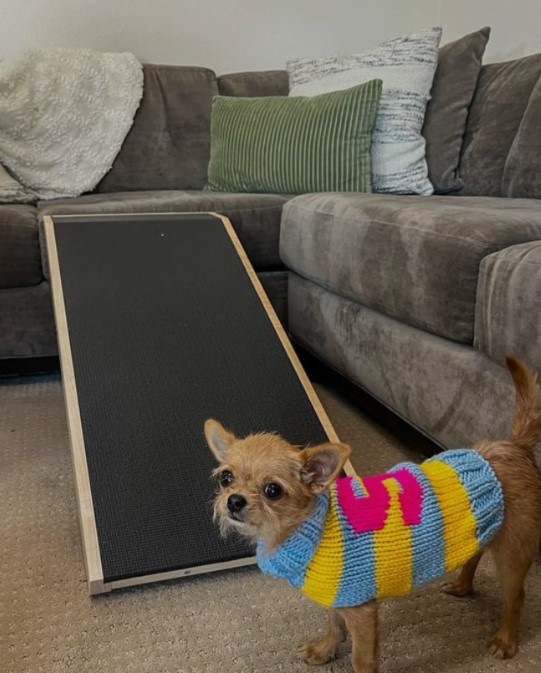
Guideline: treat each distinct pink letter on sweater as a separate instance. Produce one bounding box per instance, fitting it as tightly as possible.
[336,469,423,533]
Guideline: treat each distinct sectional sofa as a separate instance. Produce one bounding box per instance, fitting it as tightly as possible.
[2,41,541,451]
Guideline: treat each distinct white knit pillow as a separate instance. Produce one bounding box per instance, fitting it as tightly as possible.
[288,27,442,195]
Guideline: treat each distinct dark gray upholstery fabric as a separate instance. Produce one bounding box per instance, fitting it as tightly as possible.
[96,65,218,193]
[0,205,42,289]
[38,191,292,278]
[475,242,541,371]
[258,270,288,329]
[288,273,516,449]
[280,193,541,343]
[503,74,541,198]
[218,70,289,97]
[422,27,490,194]
[460,53,541,196]
[0,282,56,358]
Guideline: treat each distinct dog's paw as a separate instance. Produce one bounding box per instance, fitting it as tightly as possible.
[440,579,473,597]
[297,639,337,666]
[487,634,518,659]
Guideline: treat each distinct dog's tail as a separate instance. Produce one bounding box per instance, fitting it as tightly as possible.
[506,354,541,453]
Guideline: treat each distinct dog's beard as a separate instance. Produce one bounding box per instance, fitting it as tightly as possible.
[213,503,259,541]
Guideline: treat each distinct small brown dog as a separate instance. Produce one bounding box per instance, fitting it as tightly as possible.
[205,356,541,672]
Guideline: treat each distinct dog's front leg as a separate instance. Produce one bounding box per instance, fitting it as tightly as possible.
[297,608,346,664]
[338,601,379,673]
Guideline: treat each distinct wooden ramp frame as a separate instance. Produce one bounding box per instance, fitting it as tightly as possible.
[44,213,353,595]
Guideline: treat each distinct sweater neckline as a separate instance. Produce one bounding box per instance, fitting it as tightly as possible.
[256,489,331,583]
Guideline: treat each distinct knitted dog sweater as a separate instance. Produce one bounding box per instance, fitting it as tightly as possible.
[257,450,504,608]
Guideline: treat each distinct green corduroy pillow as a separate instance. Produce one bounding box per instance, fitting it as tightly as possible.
[206,79,382,194]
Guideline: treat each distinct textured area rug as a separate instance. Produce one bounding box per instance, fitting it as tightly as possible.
[1,375,540,673]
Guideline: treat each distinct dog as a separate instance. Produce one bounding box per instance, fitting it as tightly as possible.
[204,356,541,673]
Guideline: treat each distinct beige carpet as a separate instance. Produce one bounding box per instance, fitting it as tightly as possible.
[1,375,540,673]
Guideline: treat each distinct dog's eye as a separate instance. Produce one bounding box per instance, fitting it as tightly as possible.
[263,482,283,500]
[219,470,234,488]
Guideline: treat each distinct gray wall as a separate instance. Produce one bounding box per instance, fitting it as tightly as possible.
[439,0,541,62]
[1,0,438,72]
[2,2,539,71]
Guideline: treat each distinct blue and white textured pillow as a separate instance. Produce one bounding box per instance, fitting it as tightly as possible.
[287,27,442,195]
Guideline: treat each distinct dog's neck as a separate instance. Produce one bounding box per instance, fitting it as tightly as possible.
[258,488,332,553]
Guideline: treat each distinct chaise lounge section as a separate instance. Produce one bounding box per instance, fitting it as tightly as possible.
[1,46,541,452]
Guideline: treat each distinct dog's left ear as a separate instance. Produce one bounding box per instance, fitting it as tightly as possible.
[300,442,351,493]
[204,419,237,462]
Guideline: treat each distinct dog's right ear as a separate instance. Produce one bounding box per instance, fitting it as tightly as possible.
[204,419,237,462]
[300,442,351,493]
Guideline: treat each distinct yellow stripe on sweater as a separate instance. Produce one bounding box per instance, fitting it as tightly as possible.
[302,489,344,607]
[374,478,413,597]
[421,460,480,572]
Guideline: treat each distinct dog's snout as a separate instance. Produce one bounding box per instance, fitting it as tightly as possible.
[227,494,247,513]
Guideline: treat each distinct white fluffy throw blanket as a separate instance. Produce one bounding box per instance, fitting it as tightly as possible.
[0,48,143,200]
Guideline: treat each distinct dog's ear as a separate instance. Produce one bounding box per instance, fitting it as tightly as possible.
[300,442,351,493]
[204,419,237,462]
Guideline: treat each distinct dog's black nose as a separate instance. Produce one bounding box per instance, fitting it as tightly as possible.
[227,494,247,513]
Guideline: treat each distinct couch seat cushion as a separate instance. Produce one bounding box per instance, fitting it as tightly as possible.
[0,205,42,289]
[475,241,541,372]
[280,193,541,343]
[38,191,291,278]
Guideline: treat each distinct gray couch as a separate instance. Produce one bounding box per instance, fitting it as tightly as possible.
[2,47,541,451]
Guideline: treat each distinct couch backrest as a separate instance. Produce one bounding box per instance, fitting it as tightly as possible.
[217,70,289,97]
[97,59,541,199]
[97,67,288,193]
[97,65,219,193]
[459,53,541,198]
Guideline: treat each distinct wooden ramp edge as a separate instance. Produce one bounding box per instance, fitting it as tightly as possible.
[43,212,354,595]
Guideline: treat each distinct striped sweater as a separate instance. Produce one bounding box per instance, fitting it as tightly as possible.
[256,450,504,608]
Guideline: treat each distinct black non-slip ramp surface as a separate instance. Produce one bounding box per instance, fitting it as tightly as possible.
[47,213,331,592]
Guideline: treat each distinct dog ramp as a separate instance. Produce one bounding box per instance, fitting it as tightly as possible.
[44,212,344,594]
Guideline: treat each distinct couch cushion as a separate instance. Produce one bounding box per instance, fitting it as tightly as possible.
[96,65,218,193]
[218,70,289,97]
[207,80,381,194]
[287,27,441,196]
[38,191,291,278]
[280,193,541,343]
[502,74,541,199]
[459,53,541,196]
[288,273,515,449]
[0,205,42,289]
[422,27,491,194]
[0,281,56,358]
[475,241,541,372]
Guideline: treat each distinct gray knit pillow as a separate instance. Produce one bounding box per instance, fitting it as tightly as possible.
[288,28,442,195]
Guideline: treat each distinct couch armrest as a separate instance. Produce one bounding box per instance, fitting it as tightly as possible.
[475,241,541,371]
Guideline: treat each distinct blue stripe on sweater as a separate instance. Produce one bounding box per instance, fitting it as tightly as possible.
[256,492,329,588]
[388,462,446,588]
[435,449,505,547]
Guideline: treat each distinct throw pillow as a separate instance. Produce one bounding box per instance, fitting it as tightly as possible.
[206,79,382,194]
[287,27,442,196]
[422,27,491,194]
